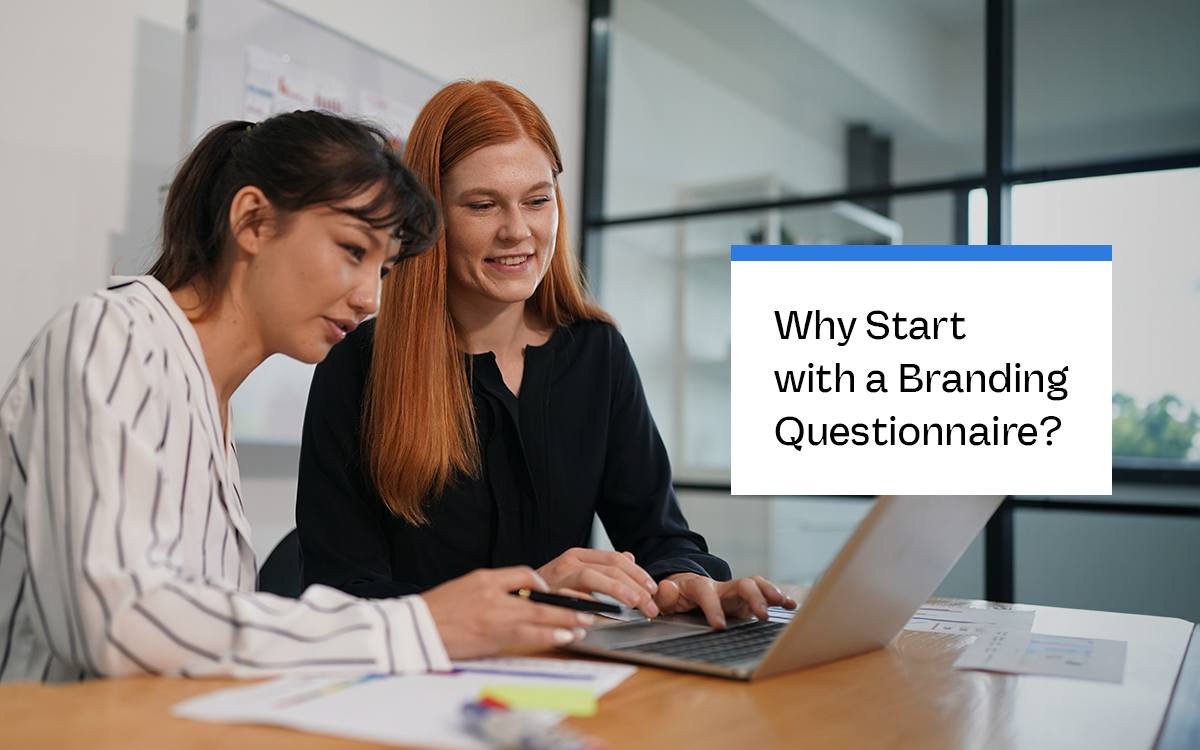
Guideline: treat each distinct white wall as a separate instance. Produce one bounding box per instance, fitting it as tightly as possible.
[0,0,587,382]
[0,1,187,380]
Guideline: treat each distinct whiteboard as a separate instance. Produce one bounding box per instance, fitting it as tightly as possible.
[183,0,444,445]
[185,0,442,147]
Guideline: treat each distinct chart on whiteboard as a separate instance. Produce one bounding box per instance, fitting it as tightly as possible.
[242,45,418,149]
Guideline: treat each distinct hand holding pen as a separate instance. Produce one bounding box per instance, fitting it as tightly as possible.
[421,567,595,659]
[511,589,622,615]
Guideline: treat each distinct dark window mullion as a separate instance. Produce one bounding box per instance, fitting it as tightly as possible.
[580,0,612,283]
[983,0,1016,603]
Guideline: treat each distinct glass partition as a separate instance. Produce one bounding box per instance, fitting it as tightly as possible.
[1012,168,1200,461]
[604,0,985,219]
[1014,0,1200,171]
[597,190,963,482]
[589,0,1200,613]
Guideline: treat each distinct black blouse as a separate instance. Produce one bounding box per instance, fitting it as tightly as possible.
[296,318,730,599]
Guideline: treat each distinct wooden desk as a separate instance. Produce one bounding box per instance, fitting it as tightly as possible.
[1,596,1194,750]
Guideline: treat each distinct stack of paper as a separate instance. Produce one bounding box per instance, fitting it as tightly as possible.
[173,657,636,749]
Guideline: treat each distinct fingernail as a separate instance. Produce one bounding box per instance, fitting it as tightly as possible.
[572,627,588,640]
[643,578,657,592]
[554,629,575,644]
[577,612,595,626]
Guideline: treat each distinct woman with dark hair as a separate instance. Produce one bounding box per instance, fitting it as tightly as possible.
[297,81,796,628]
[0,110,593,683]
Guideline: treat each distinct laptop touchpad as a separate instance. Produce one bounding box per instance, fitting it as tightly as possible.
[578,618,713,649]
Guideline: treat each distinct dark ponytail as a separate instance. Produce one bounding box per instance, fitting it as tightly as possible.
[151,111,440,307]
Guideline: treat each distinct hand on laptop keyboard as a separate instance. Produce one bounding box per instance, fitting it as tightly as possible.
[654,574,798,629]
[537,548,661,618]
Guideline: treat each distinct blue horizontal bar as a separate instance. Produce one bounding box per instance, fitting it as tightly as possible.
[731,245,1112,261]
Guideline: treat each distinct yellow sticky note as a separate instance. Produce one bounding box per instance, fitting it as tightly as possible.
[479,684,598,717]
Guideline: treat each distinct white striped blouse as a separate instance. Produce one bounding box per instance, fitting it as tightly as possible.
[0,276,449,681]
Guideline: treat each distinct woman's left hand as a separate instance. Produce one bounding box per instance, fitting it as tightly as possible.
[652,573,797,628]
[537,548,661,618]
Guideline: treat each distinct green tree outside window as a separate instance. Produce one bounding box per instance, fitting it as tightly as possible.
[1112,393,1200,460]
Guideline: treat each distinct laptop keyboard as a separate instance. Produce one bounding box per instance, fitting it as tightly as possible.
[617,620,787,667]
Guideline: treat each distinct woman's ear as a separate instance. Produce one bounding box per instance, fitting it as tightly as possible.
[228,185,273,256]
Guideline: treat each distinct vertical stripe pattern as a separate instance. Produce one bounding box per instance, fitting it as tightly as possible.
[0,277,448,681]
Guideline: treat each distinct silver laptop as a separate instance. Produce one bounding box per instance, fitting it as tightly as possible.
[564,495,1004,680]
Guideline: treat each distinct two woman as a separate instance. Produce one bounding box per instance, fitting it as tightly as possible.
[298,80,794,627]
[0,111,591,682]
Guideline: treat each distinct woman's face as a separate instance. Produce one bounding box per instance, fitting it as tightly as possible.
[440,137,558,313]
[245,190,399,364]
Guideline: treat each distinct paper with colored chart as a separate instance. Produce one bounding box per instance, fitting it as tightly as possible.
[173,656,635,750]
[953,629,1127,683]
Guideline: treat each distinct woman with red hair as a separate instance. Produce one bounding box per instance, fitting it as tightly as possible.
[297,81,795,627]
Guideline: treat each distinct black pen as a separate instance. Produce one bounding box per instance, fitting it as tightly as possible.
[511,588,623,614]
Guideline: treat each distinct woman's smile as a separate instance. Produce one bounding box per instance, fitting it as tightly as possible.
[488,253,534,270]
[441,137,558,313]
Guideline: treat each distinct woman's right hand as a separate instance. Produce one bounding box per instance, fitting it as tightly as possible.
[420,566,595,659]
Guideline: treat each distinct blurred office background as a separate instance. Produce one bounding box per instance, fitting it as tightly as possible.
[586,0,1200,622]
[1,1,1196,620]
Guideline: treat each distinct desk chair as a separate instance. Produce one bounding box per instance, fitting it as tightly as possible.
[257,528,303,598]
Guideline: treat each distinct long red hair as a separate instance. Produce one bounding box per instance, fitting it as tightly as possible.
[364,80,611,523]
